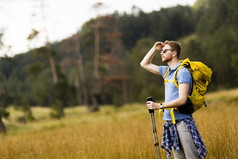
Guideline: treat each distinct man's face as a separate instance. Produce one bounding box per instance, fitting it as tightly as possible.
[160,44,173,63]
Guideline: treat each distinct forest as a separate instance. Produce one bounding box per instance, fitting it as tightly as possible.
[0,0,237,122]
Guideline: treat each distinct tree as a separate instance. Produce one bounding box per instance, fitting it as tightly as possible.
[90,2,105,112]
[0,57,12,134]
[192,0,238,88]
[73,33,89,106]
[58,33,89,106]
[0,31,12,134]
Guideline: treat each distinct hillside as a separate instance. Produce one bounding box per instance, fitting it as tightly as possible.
[3,87,238,133]
[206,88,238,103]
[2,0,238,110]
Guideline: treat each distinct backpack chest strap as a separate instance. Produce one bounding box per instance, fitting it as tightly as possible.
[164,79,174,84]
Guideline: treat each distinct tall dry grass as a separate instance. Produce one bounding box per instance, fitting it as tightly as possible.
[0,93,237,158]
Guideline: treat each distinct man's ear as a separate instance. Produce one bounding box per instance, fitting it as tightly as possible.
[172,51,177,57]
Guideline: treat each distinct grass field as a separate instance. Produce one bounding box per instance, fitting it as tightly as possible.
[0,88,238,159]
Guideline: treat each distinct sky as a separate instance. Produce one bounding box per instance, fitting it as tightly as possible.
[0,0,196,57]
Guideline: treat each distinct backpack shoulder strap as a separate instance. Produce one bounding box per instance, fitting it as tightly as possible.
[164,67,170,85]
[173,58,192,89]
[173,65,183,89]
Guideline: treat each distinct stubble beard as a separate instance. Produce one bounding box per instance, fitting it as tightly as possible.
[161,56,171,63]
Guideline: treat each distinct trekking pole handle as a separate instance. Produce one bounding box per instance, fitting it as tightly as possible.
[146,97,155,113]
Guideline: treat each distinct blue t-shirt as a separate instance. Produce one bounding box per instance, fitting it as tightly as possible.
[159,62,192,121]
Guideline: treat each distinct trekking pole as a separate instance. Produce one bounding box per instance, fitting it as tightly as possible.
[147,97,161,159]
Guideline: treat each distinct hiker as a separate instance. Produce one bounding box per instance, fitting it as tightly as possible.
[140,41,208,159]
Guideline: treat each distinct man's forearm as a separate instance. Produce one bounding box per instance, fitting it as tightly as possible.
[140,47,157,67]
[140,42,163,75]
[161,97,187,109]
[148,97,186,110]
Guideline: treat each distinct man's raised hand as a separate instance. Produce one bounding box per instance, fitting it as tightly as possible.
[153,42,165,51]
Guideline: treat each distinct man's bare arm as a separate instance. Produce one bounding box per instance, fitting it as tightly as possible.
[140,42,164,75]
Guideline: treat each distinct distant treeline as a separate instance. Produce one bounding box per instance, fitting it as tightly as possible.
[0,0,237,111]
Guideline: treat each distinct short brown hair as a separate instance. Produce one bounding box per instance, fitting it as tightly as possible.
[164,40,181,58]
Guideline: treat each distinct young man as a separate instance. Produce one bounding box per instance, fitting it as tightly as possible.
[140,41,207,159]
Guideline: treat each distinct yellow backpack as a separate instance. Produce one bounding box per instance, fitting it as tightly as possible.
[164,58,212,123]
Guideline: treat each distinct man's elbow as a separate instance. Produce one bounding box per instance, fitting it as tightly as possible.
[140,61,146,68]
[180,97,187,106]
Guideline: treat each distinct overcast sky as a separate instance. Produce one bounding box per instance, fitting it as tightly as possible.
[0,0,196,57]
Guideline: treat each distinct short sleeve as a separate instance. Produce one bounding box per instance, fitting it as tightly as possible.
[177,67,191,84]
[159,66,169,78]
